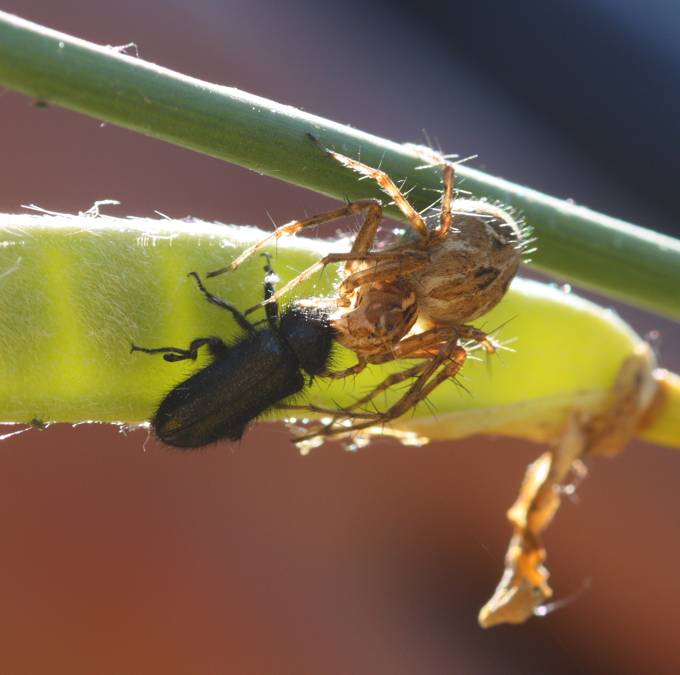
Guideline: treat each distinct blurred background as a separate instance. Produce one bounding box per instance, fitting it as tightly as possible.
[1,1,679,673]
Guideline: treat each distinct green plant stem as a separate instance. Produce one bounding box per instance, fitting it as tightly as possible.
[0,10,679,320]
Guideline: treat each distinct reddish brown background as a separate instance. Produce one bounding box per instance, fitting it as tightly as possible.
[2,2,679,674]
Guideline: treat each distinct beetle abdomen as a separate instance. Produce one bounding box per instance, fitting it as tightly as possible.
[153,332,303,448]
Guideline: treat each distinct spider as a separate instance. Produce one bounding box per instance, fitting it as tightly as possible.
[207,139,526,441]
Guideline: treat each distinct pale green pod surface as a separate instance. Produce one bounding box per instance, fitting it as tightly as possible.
[387,277,653,444]
[0,214,676,449]
[0,215,337,423]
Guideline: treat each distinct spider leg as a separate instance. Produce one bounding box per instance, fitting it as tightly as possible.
[275,403,377,419]
[365,323,493,360]
[343,361,430,412]
[295,338,467,443]
[367,327,456,364]
[338,252,427,298]
[312,138,430,240]
[247,249,425,314]
[295,362,431,439]
[399,144,456,241]
[357,335,466,418]
[319,359,368,379]
[437,162,455,239]
[207,199,382,278]
[451,324,496,353]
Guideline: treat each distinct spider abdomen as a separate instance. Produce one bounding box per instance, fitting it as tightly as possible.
[412,200,522,326]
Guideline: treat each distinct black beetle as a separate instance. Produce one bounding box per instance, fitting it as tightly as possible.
[131,257,335,448]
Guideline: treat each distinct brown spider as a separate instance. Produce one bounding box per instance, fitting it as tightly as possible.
[207,141,525,441]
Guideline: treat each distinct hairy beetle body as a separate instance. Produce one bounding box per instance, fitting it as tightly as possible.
[132,265,334,448]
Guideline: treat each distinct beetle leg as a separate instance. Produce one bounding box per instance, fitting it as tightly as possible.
[207,199,382,278]
[260,253,280,328]
[187,271,255,334]
[130,336,227,363]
